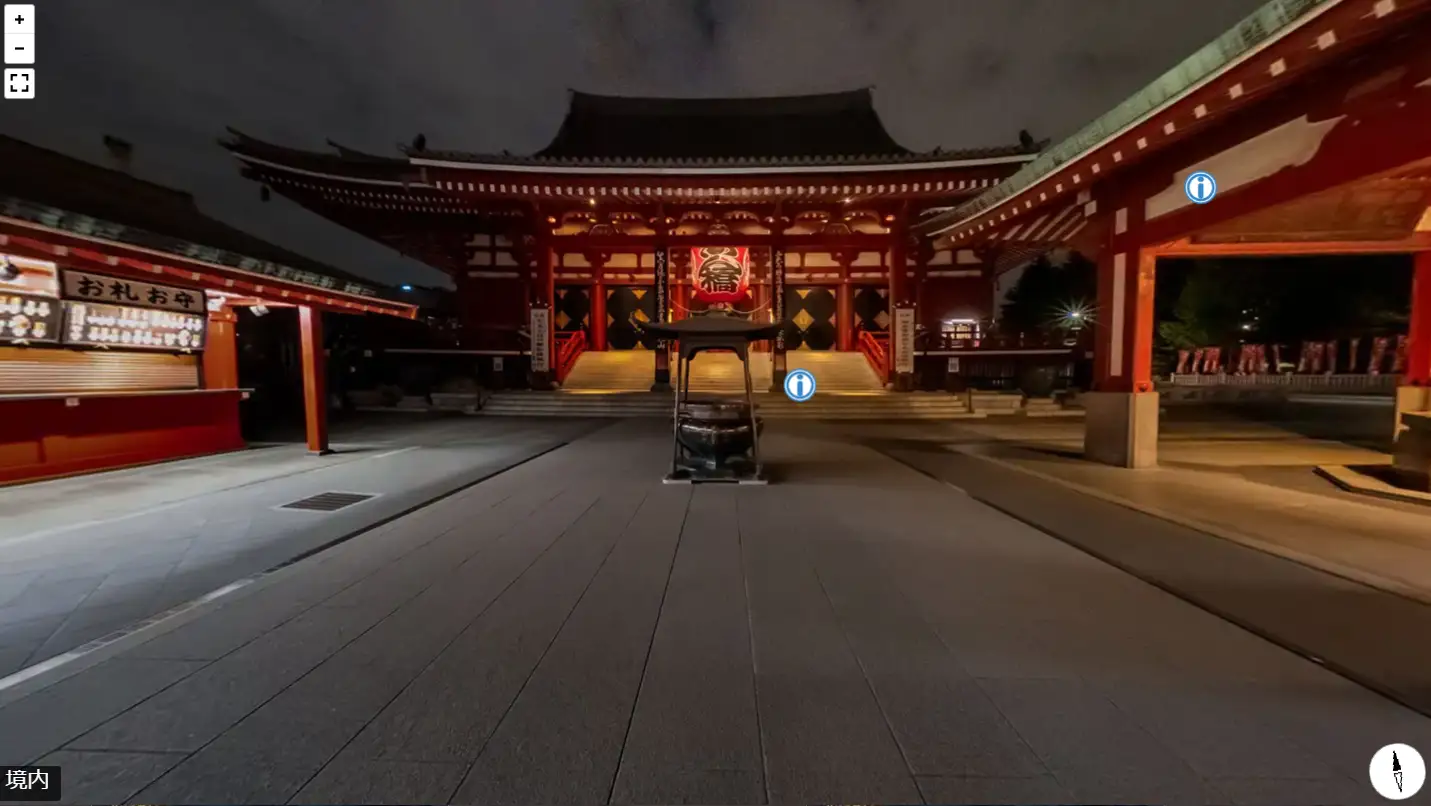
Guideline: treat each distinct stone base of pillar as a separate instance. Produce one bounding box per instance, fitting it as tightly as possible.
[1394,385,1431,442]
[769,350,788,393]
[891,372,917,392]
[1394,411,1431,490]
[650,375,671,393]
[769,368,787,394]
[1082,391,1159,468]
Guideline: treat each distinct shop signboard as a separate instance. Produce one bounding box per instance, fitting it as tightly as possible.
[529,306,551,373]
[0,292,62,344]
[61,270,206,315]
[0,254,60,297]
[62,301,207,352]
[893,306,916,374]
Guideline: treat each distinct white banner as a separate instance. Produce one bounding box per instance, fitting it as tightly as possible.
[61,270,206,314]
[529,307,551,374]
[894,306,916,374]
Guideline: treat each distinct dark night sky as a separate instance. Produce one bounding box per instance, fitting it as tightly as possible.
[4,0,1267,288]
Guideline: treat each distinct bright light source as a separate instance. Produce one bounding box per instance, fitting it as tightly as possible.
[401,284,413,291]
[588,198,597,206]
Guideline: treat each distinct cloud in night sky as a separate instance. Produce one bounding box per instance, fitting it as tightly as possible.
[3,0,1267,287]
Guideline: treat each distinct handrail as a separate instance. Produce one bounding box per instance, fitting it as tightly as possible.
[858,329,889,381]
[554,330,587,383]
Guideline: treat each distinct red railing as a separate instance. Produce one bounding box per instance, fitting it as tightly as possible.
[554,330,586,383]
[858,329,889,381]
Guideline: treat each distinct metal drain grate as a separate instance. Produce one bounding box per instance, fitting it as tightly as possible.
[279,491,375,512]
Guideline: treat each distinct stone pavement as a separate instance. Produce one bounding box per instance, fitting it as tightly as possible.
[0,420,1421,805]
[855,419,1431,716]
[938,413,1431,600]
[0,415,600,679]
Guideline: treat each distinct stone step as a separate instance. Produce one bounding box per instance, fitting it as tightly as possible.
[479,390,976,419]
[563,350,883,392]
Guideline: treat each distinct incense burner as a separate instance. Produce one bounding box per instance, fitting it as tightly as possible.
[676,399,762,468]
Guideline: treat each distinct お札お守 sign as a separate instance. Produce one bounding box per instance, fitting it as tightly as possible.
[61,270,206,315]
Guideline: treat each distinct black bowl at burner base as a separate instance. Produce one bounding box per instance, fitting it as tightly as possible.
[677,408,763,469]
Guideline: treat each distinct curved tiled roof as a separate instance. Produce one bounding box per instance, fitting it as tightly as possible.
[401,141,1041,170]
[536,88,909,160]
[927,0,1336,233]
[402,89,1044,169]
[0,135,386,297]
[223,129,411,181]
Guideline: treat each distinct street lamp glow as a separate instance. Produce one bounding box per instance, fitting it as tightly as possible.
[400,284,413,291]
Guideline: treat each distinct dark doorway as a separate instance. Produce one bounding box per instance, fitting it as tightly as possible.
[784,286,837,350]
[606,285,657,350]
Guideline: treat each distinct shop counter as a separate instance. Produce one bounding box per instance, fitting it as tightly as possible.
[0,388,250,485]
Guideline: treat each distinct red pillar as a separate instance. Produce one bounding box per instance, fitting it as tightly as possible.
[1092,248,1157,394]
[202,306,240,389]
[298,305,330,455]
[530,241,555,388]
[1406,252,1431,387]
[837,281,854,352]
[590,279,607,351]
[1084,197,1159,468]
[752,282,769,351]
[1395,251,1431,443]
[887,216,914,390]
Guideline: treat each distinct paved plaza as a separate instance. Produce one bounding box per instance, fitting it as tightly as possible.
[0,417,1425,805]
[0,416,601,678]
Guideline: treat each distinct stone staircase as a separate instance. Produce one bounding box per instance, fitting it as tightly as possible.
[560,350,884,393]
[478,390,980,419]
[1024,396,1083,417]
[968,391,1025,415]
[487,349,976,419]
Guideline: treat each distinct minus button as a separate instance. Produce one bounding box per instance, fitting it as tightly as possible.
[4,33,33,64]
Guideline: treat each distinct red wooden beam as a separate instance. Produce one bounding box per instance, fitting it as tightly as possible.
[548,233,892,250]
[1155,233,1431,257]
[1128,26,1431,247]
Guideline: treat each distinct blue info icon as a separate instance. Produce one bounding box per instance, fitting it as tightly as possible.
[784,369,817,402]
[1184,171,1217,204]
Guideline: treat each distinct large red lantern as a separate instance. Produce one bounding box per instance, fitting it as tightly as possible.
[689,246,750,304]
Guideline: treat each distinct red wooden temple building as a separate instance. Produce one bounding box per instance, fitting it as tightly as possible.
[222,89,1046,391]
[0,136,417,484]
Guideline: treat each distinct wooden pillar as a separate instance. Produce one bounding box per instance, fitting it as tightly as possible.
[769,243,788,391]
[202,306,240,389]
[1091,248,1157,394]
[837,277,854,352]
[652,243,671,391]
[752,281,769,352]
[1395,251,1431,440]
[590,278,607,351]
[887,214,915,390]
[298,305,330,456]
[1084,200,1158,468]
[529,239,555,389]
[1406,252,1431,387]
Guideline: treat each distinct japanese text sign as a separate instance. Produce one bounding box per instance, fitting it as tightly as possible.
[61,270,206,315]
